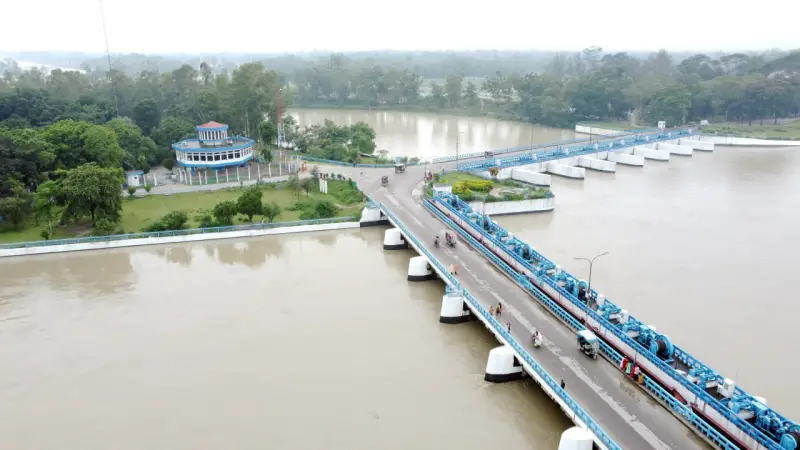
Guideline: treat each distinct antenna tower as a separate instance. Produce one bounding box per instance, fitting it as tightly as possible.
[98,0,120,117]
[276,87,285,148]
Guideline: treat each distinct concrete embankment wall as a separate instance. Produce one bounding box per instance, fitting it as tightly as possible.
[467,197,554,215]
[699,135,800,147]
[575,125,625,136]
[606,152,644,166]
[476,167,552,186]
[0,222,360,258]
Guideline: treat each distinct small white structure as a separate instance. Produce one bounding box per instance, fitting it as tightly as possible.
[557,427,593,450]
[484,345,526,382]
[383,228,408,250]
[125,170,144,187]
[439,292,471,324]
[407,256,436,281]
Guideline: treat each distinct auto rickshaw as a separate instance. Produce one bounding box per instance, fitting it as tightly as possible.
[577,329,599,359]
[381,175,389,187]
[394,163,406,173]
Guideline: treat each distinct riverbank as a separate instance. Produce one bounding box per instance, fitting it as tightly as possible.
[0,179,365,244]
[700,121,800,140]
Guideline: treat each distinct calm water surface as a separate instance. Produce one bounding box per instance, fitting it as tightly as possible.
[0,229,569,450]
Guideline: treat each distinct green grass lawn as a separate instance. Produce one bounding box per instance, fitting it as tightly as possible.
[0,180,365,244]
[701,121,800,140]
[438,172,488,184]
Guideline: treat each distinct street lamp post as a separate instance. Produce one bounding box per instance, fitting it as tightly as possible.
[573,252,609,323]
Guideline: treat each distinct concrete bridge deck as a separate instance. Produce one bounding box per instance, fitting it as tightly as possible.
[358,163,707,450]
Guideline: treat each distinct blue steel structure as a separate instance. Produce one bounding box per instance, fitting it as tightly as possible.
[427,191,799,450]
[456,128,697,172]
[376,203,622,450]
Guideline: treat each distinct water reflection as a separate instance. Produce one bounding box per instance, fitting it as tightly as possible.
[0,250,135,300]
[291,109,577,158]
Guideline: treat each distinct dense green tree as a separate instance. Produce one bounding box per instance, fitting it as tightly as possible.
[0,179,32,229]
[262,201,282,223]
[56,163,125,225]
[132,98,161,135]
[236,187,263,222]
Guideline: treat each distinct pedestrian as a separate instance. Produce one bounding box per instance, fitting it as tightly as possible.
[452,263,458,275]
[489,305,495,315]
[560,379,566,390]
[449,264,455,275]
[506,322,511,332]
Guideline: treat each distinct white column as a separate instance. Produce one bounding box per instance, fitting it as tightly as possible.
[188,170,192,185]
[204,170,208,184]
[257,164,261,179]
[225,167,229,183]
[248,165,251,180]
[236,165,240,181]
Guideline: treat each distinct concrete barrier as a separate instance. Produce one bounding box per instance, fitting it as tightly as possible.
[576,156,616,172]
[633,146,670,161]
[679,139,714,151]
[575,125,625,136]
[546,162,585,179]
[699,135,800,147]
[0,222,361,258]
[657,142,693,156]
[511,167,552,186]
[468,197,555,215]
[606,152,644,167]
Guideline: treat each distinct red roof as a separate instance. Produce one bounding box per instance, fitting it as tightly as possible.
[197,121,228,129]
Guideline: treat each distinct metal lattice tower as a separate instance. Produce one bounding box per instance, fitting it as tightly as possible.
[276,87,285,148]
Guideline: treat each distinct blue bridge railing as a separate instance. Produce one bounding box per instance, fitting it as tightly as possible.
[456,128,697,172]
[0,216,358,251]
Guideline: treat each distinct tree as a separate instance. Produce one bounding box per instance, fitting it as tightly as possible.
[57,163,125,225]
[463,81,479,107]
[143,210,189,232]
[153,116,194,147]
[127,186,137,197]
[349,122,376,154]
[236,186,263,222]
[33,180,60,235]
[644,84,692,126]
[262,201,282,223]
[212,200,238,225]
[300,177,313,196]
[132,98,161,135]
[83,124,124,168]
[0,179,32,230]
[445,75,463,107]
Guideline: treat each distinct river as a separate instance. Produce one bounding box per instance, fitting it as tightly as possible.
[1,109,798,449]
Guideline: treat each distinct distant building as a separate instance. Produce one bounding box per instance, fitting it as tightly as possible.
[171,121,256,184]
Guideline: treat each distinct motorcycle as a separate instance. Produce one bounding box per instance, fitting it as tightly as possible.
[532,331,543,348]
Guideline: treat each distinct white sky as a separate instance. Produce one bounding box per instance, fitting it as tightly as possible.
[2,0,798,54]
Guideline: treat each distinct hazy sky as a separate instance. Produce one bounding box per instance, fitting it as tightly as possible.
[2,0,798,54]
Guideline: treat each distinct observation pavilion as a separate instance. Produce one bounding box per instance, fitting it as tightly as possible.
[172,121,256,185]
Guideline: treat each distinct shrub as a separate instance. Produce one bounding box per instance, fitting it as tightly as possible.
[162,158,176,170]
[212,200,238,225]
[488,167,499,178]
[455,179,493,193]
[298,199,339,220]
[144,184,152,193]
[40,229,52,240]
[92,218,119,236]
[236,186,263,222]
[127,186,137,197]
[196,213,214,228]
[143,211,189,232]
[262,202,282,223]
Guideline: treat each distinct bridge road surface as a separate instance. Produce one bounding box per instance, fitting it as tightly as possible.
[344,164,708,450]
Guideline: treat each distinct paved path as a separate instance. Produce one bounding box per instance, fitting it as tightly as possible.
[358,163,707,450]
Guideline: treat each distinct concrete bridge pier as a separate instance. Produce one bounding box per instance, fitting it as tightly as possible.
[359,204,389,227]
[546,161,585,179]
[679,138,715,151]
[439,291,472,324]
[510,167,551,186]
[576,156,616,172]
[484,345,527,382]
[383,228,408,250]
[654,141,693,156]
[606,151,645,167]
[558,427,593,450]
[408,256,437,281]
[633,146,670,161]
